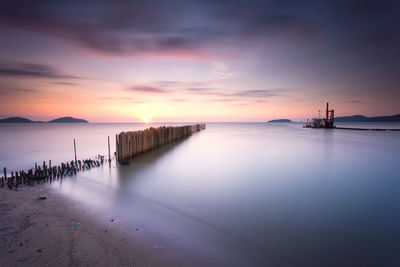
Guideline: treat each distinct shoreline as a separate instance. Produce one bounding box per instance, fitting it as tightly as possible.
[0,183,262,267]
[0,185,187,266]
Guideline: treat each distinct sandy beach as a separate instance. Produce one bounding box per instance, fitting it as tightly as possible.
[0,182,260,267]
[0,185,194,267]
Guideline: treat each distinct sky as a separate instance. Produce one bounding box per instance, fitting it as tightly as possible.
[0,0,399,122]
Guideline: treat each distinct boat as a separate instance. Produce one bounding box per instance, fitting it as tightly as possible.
[304,103,335,128]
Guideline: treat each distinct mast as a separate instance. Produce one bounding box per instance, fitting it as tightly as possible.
[326,102,329,127]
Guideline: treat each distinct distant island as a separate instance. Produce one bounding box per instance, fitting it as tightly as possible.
[0,117,43,123]
[335,114,400,122]
[268,119,292,123]
[47,117,88,123]
[0,116,88,123]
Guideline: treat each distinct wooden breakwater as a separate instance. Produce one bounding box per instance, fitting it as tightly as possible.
[116,124,206,163]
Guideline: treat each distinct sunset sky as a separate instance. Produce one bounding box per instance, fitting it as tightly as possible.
[0,0,399,122]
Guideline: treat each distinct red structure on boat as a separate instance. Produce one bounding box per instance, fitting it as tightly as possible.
[304,102,335,128]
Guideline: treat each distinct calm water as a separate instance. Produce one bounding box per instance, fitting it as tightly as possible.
[1,122,400,266]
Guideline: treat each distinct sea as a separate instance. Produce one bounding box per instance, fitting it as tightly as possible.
[1,122,400,266]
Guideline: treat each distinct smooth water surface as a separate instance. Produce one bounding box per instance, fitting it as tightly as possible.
[1,122,400,266]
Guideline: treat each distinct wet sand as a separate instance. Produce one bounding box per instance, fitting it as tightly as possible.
[0,184,262,267]
[0,185,197,267]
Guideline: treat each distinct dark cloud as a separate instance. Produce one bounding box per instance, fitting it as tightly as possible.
[0,62,78,79]
[0,0,321,56]
[76,33,205,55]
[127,86,168,94]
[340,0,400,18]
[242,14,316,38]
[209,1,318,40]
[0,1,212,55]
[0,87,38,95]
[358,28,400,46]
[52,81,78,86]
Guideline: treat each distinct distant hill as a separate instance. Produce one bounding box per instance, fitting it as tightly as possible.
[268,119,292,123]
[334,115,367,122]
[335,114,400,122]
[47,117,88,123]
[0,117,43,123]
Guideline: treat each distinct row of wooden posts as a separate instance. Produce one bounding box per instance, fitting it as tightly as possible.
[1,137,112,190]
[116,124,206,163]
[1,124,206,189]
[1,156,106,190]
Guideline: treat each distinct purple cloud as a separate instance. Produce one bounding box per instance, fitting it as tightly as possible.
[128,86,168,94]
[0,62,78,79]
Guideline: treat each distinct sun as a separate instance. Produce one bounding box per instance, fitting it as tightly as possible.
[143,116,150,123]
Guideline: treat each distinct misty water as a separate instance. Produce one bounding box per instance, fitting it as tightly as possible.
[1,122,400,266]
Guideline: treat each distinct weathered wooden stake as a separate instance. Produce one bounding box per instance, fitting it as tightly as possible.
[74,139,77,162]
[108,136,111,162]
[115,134,119,163]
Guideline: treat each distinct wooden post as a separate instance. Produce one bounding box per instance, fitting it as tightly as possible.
[49,160,52,178]
[115,134,119,163]
[108,136,111,162]
[74,139,77,162]
[3,167,6,179]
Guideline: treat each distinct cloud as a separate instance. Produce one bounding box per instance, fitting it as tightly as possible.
[234,89,276,98]
[156,81,207,88]
[342,0,399,18]
[358,28,400,46]
[346,100,362,104]
[0,1,213,56]
[0,1,318,57]
[127,86,168,94]
[0,87,38,95]
[210,62,234,80]
[52,81,78,86]
[208,98,242,102]
[0,62,78,79]
[185,87,215,92]
[238,13,317,39]
[186,88,284,99]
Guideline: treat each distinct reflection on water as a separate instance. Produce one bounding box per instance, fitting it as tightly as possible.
[1,122,400,266]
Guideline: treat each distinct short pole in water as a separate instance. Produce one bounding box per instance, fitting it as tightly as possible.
[74,139,77,162]
[108,136,111,162]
